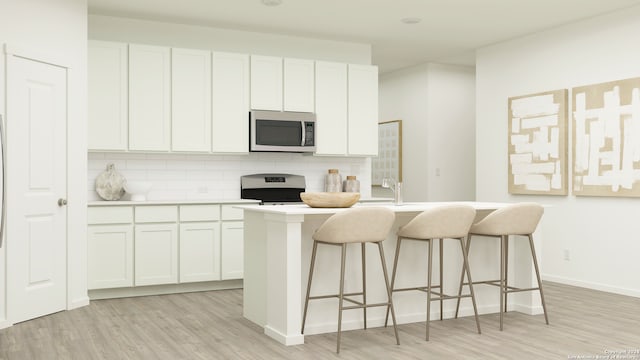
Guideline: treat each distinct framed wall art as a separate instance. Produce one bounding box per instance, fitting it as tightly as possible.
[508,89,568,195]
[572,77,640,197]
[372,120,402,186]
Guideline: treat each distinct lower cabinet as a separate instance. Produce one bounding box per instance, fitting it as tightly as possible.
[88,203,247,292]
[135,223,179,286]
[87,224,134,289]
[221,222,243,280]
[179,222,221,282]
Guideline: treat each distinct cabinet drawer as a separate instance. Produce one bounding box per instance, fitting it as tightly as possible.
[88,206,133,225]
[221,205,244,220]
[135,206,178,223]
[179,205,220,222]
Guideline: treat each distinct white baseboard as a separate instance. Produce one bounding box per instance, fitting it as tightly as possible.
[69,296,90,310]
[543,275,640,298]
[0,319,12,329]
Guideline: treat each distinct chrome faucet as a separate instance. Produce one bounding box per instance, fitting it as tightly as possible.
[382,178,403,205]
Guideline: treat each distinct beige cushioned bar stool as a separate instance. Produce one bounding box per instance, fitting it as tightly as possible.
[384,204,481,341]
[454,202,548,330]
[301,207,399,353]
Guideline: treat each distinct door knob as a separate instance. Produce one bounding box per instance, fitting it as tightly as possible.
[58,198,68,206]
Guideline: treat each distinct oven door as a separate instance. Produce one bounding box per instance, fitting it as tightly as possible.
[250,110,316,152]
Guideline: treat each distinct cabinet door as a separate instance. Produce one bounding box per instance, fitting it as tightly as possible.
[250,55,282,111]
[88,225,134,289]
[179,222,221,283]
[172,48,212,152]
[315,61,348,155]
[88,40,128,151]
[212,52,249,153]
[348,64,379,156]
[129,44,171,151]
[221,221,244,280]
[135,223,178,286]
[284,58,314,112]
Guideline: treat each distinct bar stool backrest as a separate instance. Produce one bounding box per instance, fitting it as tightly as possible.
[397,204,476,239]
[312,207,396,244]
[470,202,544,236]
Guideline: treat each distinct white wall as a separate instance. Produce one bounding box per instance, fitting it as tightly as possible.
[379,63,475,201]
[87,15,375,201]
[0,0,88,328]
[476,5,640,297]
[89,14,371,65]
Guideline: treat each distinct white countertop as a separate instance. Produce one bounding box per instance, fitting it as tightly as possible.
[236,201,510,215]
[88,199,260,206]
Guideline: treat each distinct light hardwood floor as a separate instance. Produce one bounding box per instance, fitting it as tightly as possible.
[1,282,639,359]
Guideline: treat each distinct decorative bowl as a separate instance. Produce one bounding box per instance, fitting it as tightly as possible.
[300,192,360,208]
[124,181,153,201]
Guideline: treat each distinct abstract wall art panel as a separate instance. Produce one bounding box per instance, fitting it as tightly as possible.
[508,89,568,195]
[372,120,402,186]
[572,77,640,197]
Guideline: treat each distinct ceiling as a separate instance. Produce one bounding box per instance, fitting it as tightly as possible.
[88,0,640,73]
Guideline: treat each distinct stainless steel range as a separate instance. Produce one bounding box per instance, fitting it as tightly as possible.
[240,173,306,204]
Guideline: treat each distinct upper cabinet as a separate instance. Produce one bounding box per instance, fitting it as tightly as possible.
[347,64,379,156]
[171,48,212,152]
[129,44,171,151]
[87,40,378,157]
[212,52,250,153]
[250,55,283,111]
[315,61,348,155]
[283,58,315,112]
[88,40,128,151]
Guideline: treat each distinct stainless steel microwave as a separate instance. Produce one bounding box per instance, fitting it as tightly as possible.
[249,110,316,152]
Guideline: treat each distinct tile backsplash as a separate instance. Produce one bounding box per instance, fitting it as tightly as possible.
[88,152,372,201]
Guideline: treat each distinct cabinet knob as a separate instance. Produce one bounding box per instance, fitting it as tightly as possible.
[58,198,68,207]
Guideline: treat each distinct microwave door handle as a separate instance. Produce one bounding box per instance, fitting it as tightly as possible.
[300,121,305,146]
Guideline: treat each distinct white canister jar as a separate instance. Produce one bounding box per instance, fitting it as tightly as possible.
[343,175,360,193]
[325,169,342,192]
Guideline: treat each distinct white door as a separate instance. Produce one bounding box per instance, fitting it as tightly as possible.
[6,54,67,323]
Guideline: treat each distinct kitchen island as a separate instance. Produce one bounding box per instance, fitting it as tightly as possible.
[238,202,546,346]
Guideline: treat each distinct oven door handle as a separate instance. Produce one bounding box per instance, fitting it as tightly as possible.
[300,121,305,146]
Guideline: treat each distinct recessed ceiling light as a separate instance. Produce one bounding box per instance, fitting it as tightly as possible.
[262,0,283,6]
[401,17,422,24]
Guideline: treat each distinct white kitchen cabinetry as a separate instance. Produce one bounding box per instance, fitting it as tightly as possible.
[179,205,221,282]
[283,58,315,112]
[250,55,283,111]
[347,64,379,156]
[221,205,245,280]
[88,40,128,151]
[171,48,212,152]
[134,206,179,286]
[212,52,250,153]
[314,61,348,155]
[129,44,171,151]
[87,207,134,290]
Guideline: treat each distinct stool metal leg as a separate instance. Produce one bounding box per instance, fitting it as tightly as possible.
[454,234,473,318]
[499,235,506,331]
[528,234,549,325]
[361,243,367,330]
[377,242,400,345]
[439,238,444,321]
[337,243,347,353]
[504,235,509,313]
[459,236,481,334]
[384,236,403,327]
[426,238,433,341]
[301,240,319,334]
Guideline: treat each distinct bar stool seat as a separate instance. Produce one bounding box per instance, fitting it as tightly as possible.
[301,207,399,353]
[384,204,481,341]
[455,202,548,330]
